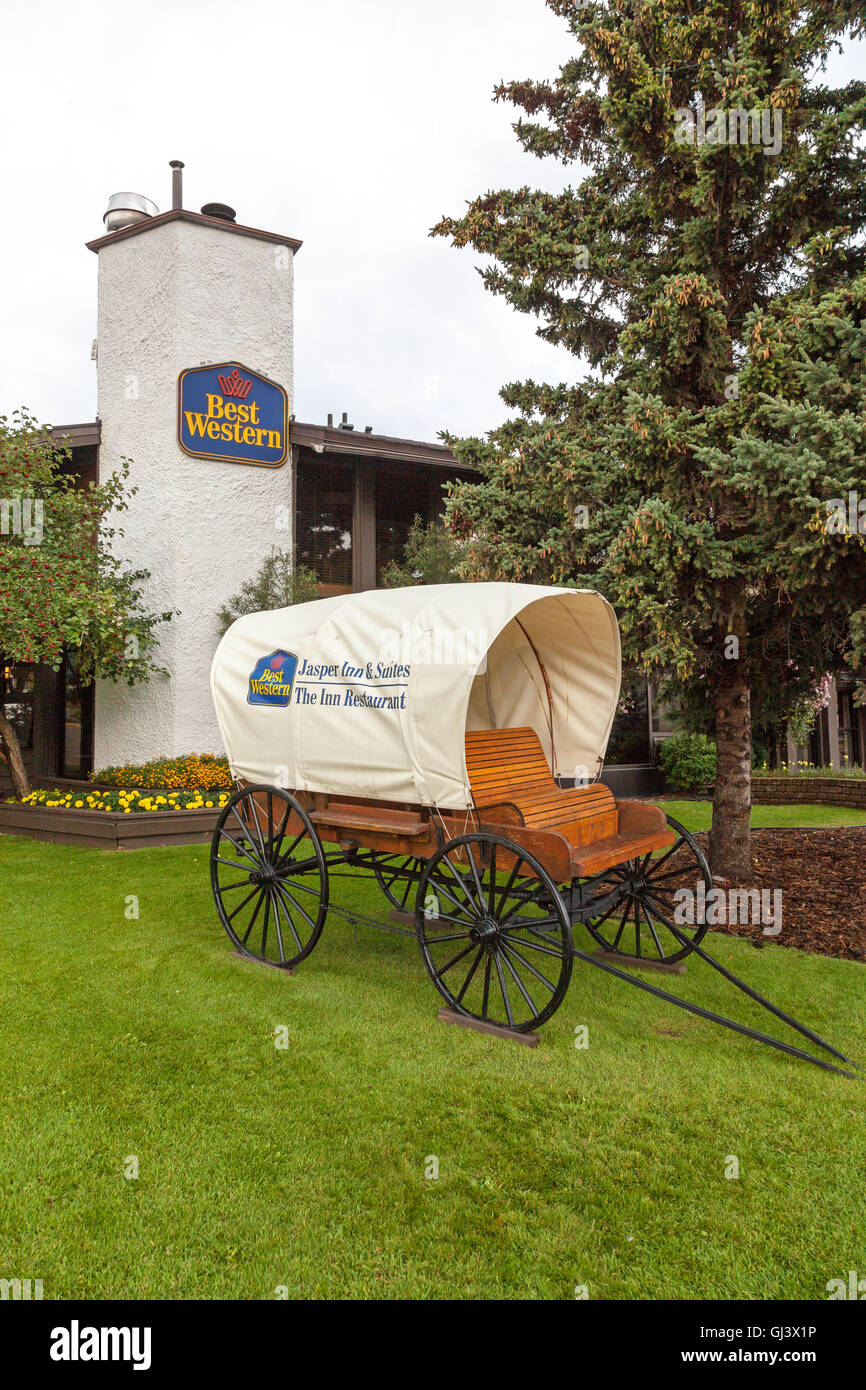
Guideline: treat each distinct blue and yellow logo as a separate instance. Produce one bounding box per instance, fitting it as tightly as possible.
[248,651,297,707]
[178,361,289,468]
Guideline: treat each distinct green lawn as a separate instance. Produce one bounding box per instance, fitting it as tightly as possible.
[658,799,866,829]
[0,804,863,1300]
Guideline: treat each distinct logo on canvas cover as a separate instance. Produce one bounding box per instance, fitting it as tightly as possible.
[248,651,297,707]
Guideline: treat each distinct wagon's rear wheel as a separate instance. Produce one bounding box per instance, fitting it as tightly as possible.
[210,785,329,969]
[416,833,573,1033]
[372,854,425,913]
[583,814,711,964]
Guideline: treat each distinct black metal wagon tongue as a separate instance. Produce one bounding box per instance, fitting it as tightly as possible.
[572,927,862,1081]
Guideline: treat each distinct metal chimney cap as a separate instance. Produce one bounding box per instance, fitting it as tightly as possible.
[103,192,159,232]
[201,202,236,223]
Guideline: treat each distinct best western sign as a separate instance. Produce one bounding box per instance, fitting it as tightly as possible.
[177,361,288,467]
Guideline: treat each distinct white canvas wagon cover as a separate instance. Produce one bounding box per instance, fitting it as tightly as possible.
[210,582,621,810]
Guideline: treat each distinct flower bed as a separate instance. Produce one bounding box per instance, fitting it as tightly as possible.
[21,787,230,813]
[0,786,230,850]
[753,761,865,779]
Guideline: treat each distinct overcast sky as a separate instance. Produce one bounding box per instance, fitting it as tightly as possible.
[1,1,862,443]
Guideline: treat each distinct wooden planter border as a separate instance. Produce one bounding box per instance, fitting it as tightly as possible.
[0,801,221,850]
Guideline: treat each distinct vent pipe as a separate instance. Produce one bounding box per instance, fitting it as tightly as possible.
[170,160,184,209]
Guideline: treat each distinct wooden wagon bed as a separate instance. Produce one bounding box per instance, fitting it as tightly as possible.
[270,726,674,880]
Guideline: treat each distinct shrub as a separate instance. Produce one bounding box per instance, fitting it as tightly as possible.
[658,733,717,792]
[380,517,465,587]
[218,548,319,634]
[92,753,232,791]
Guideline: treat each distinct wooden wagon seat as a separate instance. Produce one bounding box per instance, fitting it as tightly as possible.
[465,727,675,876]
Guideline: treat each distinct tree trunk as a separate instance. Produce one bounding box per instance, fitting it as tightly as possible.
[0,706,30,799]
[709,668,752,880]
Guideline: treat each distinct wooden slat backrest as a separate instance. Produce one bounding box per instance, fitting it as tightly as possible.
[465,727,617,843]
[465,728,552,803]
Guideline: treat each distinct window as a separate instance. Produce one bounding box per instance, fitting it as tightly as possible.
[376,465,435,583]
[62,653,94,778]
[606,671,651,765]
[650,690,681,738]
[837,688,861,767]
[0,663,35,751]
[296,457,354,592]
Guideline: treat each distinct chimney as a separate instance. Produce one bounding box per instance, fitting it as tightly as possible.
[88,162,297,772]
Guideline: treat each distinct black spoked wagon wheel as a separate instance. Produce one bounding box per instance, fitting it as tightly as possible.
[210,785,329,969]
[371,854,426,913]
[416,833,573,1033]
[583,814,711,964]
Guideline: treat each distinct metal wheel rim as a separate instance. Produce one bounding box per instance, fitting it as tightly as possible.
[210,785,329,969]
[583,814,711,963]
[416,833,573,1032]
[371,854,426,912]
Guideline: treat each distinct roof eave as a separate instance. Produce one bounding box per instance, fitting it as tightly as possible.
[292,421,471,471]
[86,208,302,255]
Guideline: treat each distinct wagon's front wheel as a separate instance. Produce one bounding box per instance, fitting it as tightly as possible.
[210,786,329,969]
[416,833,573,1033]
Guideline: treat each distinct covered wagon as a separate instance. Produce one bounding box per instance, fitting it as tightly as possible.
[208,582,857,1073]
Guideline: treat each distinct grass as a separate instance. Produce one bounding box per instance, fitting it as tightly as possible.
[658,799,866,829]
[0,802,863,1300]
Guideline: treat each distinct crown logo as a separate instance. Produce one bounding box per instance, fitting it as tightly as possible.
[217,367,253,399]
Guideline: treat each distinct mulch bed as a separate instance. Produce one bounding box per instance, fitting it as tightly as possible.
[691,828,866,963]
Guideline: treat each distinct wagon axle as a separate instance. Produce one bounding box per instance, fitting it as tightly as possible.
[248,865,278,885]
[470,917,501,944]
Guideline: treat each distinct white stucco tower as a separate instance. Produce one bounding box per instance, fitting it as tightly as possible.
[88,173,300,768]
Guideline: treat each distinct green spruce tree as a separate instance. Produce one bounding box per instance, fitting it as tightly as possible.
[434,0,866,876]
